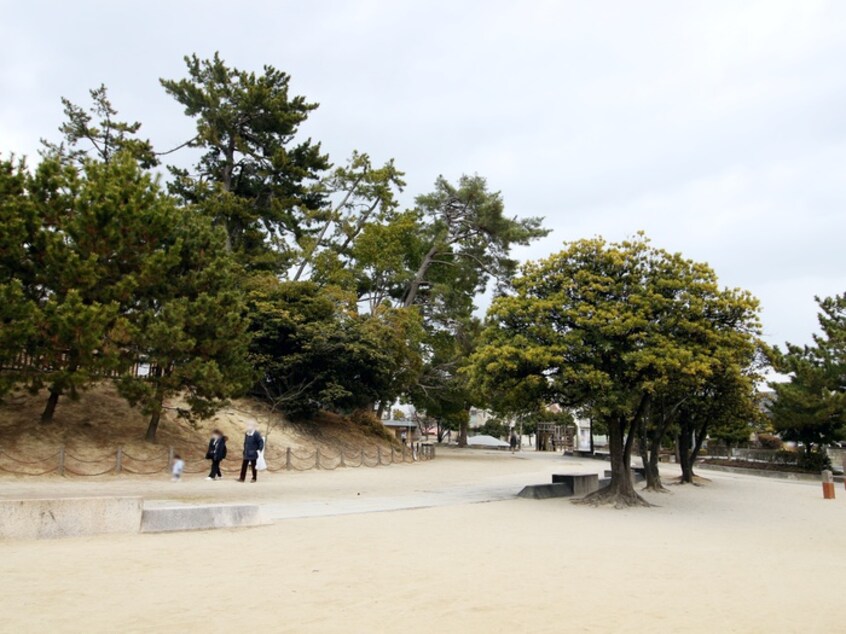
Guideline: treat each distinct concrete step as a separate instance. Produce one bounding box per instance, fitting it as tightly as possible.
[140,504,269,533]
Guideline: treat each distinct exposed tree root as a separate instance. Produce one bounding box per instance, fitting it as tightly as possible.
[642,483,672,494]
[672,474,712,486]
[572,485,654,508]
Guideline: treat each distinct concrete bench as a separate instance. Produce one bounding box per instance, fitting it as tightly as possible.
[551,473,600,496]
[0,497,143,540]
[140,504,268,533]
[518,483,574,499]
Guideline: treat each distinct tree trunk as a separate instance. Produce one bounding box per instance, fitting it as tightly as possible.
[145,409,161,443]
[589,418,595,454]
[145,370,165,443]
[457,417,468,448]
[293,184,366,282]
[643,416,671,492]
[403,243,439,307]
[638,420,663,491]
[40,385,61,424]
[577,416,650,507]
[337,198,379,254]
[678,421,694,483]
[687,422,708,482]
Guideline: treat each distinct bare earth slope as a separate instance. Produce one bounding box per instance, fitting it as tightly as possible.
[0,383,395,471]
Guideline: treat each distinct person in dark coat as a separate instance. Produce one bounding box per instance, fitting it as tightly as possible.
[238,420,264,483]
[205,429,227,480]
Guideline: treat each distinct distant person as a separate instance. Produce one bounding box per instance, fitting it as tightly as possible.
[510,431,519,454]
[238,421,265,483]
[171,454,185,481]
[205,429,227,480]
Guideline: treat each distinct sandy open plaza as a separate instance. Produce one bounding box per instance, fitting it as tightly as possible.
[1,448,844,633]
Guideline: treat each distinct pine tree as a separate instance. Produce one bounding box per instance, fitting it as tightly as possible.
[161,53,330,271]
[0,158,41,397]
[116,207,254,442]
[770,294,846,455]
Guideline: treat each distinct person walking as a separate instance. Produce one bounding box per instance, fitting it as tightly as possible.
[205,429,227,480]
[509,430,519,454]
[238,421,264,483]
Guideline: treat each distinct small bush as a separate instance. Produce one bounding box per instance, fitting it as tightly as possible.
[797,450,831,472]
[349,409,398,445]
[775,448,799,464]
[757,433,783,450]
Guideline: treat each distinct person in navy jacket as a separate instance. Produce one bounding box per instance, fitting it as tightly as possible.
[205,429,227,480]
[238,420,264,482]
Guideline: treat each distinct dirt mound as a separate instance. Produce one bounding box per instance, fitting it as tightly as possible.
[0,383,396,464]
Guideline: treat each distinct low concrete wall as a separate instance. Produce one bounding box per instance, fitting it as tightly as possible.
[697,463,843,483]
[141,504,268,533]
[0,497,143,540]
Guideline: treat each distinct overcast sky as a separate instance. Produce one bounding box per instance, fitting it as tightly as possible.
[2,0,845,348]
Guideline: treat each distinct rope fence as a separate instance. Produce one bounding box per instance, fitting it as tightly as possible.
[0,442,436,478]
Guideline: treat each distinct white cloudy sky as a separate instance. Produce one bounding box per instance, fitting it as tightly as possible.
[2,0,845,348]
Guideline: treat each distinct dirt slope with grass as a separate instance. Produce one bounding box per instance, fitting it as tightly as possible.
[0,383,398,468]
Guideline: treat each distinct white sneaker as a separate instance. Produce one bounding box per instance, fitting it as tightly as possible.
[206,476,214,480]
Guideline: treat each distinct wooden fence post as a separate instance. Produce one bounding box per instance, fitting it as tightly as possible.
[167,447,175,469]
[115,447,122,474]
[315,448,321,470]
[286,447,292,471]
[360,448,365,466]
[339,450,346,467]
[402,444,407,462]
[377,446,382,466]
[58,445,65,476]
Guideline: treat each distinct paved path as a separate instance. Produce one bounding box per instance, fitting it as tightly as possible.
[260,480,522,520]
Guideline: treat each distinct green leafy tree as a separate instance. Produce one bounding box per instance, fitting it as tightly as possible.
[293,151,406,284]
[412,319,480,447]
[470,235,762,507]
[247,278,421,419]
[402,174,548,311]
[674,367,761,483]
[770,294,846,456]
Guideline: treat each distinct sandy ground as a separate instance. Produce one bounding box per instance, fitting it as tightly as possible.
[2,449,845,633]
